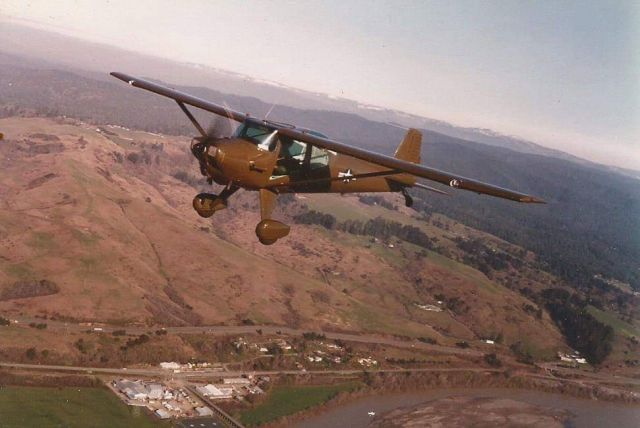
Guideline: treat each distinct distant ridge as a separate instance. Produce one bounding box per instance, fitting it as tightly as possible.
[1,18,636,177]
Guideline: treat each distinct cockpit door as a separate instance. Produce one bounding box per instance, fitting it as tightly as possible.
[246,132,282,188]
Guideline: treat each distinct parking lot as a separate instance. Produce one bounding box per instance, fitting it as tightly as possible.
[175,417,226,428]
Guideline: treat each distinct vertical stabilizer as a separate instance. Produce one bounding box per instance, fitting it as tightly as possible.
[394,129,422,163]
[391,129,422,186]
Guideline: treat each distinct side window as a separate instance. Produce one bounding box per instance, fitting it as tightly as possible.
[309,146,329,169]
[289,140,307,161]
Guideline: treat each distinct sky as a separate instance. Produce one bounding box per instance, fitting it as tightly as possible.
[1,0,638,169]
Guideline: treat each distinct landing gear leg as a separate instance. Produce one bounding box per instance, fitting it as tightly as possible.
[192,183,239,218]
[402,188,414,208]
[255,189,290,245]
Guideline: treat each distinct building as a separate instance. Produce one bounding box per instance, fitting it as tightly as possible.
[275,339,292,350]
[195,407,214,417]
[558,353,574,362]
[114,379,149,400]
[155,409,170,419]
[160,362,181,370]
[357,357,378,367]
[222,377,251,385]
[147,384,163,400]
[196,384,233,399]
[246,385,264,395]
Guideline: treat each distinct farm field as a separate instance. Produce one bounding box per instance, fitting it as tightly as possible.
[0,386,162,428]
[238,382,361,426]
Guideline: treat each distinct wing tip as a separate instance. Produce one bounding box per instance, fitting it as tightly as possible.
[110,72,134,85]
[520,196,546,204]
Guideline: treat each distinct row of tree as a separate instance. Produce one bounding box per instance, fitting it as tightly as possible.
[294,211,439,252]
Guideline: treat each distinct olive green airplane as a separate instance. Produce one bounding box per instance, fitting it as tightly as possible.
[112,72,544,245]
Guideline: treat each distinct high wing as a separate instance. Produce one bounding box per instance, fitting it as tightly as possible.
[111,72,247,123]
[276,127,544,203]
[111,72,545,204]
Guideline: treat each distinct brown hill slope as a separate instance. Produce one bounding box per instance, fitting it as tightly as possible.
[0,117,564,355]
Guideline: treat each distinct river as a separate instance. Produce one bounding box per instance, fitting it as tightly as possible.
[295,388,640,428]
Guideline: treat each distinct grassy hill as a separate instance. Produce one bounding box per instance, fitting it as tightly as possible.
[0,62,638,367]
[0,117,568,361]
[0,62,637,293]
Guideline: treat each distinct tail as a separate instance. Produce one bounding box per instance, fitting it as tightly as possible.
[394,129,421,163]
[391,129,422,186]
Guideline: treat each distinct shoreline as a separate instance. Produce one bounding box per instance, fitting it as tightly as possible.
[259,370,640,427]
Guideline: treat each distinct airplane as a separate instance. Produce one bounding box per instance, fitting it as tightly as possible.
[111,72,544,245]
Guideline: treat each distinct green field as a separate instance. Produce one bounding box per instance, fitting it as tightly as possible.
[0,386,161,428]
[238,382,360,426]
[587,305,640,338]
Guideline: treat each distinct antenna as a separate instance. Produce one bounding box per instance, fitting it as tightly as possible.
[265,103,277,120]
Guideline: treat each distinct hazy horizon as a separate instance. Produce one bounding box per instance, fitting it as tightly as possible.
[0,1,638,170]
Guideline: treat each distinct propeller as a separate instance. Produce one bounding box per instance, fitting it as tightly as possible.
[191,112,233,158]
[205,114,233,140]
[190,106,237,178]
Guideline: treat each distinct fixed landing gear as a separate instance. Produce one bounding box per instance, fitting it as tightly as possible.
[255,189,290,245]
[192,193,226,218]
[255,219,290,245]
[402,188,414,207]
[192,184,239,218]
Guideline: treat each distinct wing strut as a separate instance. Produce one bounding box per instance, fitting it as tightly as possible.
[176,101,207,138]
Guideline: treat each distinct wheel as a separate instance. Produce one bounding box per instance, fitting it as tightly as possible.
[258,237,277,245]
[405,194,413,207]
[192,193,217,218]
[255,219,290,245]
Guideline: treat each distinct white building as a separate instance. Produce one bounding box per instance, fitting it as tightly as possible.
[155,409,170,419]
[196,384,233,399]
[147,384,163,400]
[115,379,148,400]
[247,385,264,395]
[558,353,574,362]
[357,357,378,366]
[195,407,214,416]
[160,362,181,370]
[223,378,251,385]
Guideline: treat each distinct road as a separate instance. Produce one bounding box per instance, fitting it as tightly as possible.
[3,361,638,402]
[0,361,503,380]
[10,316,484,358]
[9,316,640,394]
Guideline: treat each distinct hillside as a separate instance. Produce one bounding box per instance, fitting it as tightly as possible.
[0,62,638,293]
[0,117,569,358]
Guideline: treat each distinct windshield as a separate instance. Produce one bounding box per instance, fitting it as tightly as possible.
[234,122,275,145]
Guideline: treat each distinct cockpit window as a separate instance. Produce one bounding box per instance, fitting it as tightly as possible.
[234,122,275,146]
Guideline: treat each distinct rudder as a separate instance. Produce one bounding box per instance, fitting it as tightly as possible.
[391,129,422,186]
[394,129,422,163]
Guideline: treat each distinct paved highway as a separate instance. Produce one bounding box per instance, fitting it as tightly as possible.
[0,361,503,379]
[4,361,638,401]
[10,316,484,357]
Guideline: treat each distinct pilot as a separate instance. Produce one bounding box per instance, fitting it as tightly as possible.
[274,138,306,176]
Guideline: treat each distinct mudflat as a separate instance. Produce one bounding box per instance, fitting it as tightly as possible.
[369,396,570,428]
